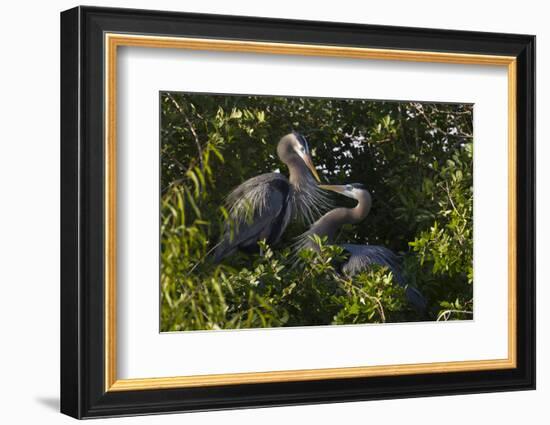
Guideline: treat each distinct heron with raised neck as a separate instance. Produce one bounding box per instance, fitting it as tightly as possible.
[213,132,330,262]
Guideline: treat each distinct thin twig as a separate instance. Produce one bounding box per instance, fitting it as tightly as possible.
[428,106,472,116]
[160,152,187,172]
[413,103,473,139]
[166,93,204,169]
[437,309,473,321]
[443,182,460,216]
[442,182,465,246]
[332,272,386,323]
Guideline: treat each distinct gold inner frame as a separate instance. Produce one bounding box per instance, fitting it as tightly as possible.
[104,33,518,392]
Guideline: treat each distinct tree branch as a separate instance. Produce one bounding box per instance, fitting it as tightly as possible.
[166,93,204,169]
[437,309,473,321]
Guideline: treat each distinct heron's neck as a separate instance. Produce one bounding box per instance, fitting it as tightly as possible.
[309,194,371,243]
[349,194,372,223]
[286,157,315,190]
[284,157,330,224]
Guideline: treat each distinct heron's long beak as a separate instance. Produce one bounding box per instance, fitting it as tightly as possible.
[303,154,321,183]
[318,184,346,194]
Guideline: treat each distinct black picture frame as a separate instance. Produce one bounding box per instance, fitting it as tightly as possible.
[61,5,535,419]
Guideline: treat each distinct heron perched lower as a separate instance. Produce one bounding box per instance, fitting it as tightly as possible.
[296,183,427,311]
[213,132,330,263]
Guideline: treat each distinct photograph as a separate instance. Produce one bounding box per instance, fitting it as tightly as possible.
[58,5,535,418]
[160,92,474,332]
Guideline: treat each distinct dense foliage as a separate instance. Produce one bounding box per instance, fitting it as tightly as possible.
[160,92,473,331]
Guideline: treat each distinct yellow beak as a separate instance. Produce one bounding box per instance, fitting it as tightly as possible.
[318,184,346,194]
[303,154,321,183]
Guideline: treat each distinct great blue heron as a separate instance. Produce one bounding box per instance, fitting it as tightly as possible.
[213,132,330,262]
[297,183,427,311]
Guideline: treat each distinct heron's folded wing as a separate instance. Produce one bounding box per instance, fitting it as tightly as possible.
[225,173,288,215]
[341,244,403,282]
[213,175,290,262]
[341,244,427,311]
[230,188,287,249]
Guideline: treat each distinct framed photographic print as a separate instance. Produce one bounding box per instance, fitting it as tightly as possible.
[60,6,535,419]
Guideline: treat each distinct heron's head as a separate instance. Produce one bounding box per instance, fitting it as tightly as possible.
[277,132,321,182]
[319,183,371,203]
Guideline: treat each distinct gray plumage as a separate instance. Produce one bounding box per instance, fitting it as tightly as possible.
[341,244,427,311]
[294,184,372,253]
[213,173,292,262]
[340,244,402,278]
[296,183,427,312]
[213,133,330,263]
